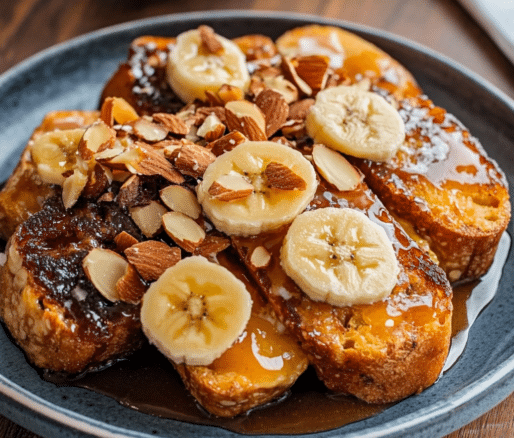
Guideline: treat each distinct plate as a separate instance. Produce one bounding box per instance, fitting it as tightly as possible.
[0,11,513,438]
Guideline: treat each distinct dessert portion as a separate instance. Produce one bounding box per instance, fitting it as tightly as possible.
[0,23,509,421]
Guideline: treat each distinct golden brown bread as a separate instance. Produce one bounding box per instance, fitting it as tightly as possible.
[232,178,453,404]
[352,96,511,283]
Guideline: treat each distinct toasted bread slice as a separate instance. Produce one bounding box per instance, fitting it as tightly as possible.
[0,197,144,373]
[0,110,99,241]
[352,96,511,283]
[232,177,453,404]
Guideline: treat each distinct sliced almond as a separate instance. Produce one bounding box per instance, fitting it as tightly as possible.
[312,144,363,191]
[132,118,169,142]
[82,248,128,302]
[249,77,266,98]
[281,57,312,96]
[294,55,330,91]
[130,200,168,238]
[152,113,189,136]
[225,100,267,141]
[289,98,315,121]
[262,75,299,104]
[118,174,144,208]
[102,147,144,171]
[281,119,306,139]
[162,211,206,252]
[233,34,278,61]
[217,84,244,103]
[62,169,88,209]
[208,172,254,201]
[264,162,307,191]
[196,113,226,142]
[195,106,227,125]
[171,142,216,178]
[193,235,231,258]
[255,89,289,137]
[102,97,139,125]
[100,97,116,127]
[124,240,181,282]
[198,25,223,54]
[132,143,185,183]
[250,246,271,269]
[160,185,202,219]
[116,263,147,304]
[78,121,115,160]
[115,231,139,252]
[206,131,247,156]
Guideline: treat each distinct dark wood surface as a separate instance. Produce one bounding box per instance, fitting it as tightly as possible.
[1,1,514,437]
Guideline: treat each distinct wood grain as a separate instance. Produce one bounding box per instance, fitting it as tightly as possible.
[1,0,514,437]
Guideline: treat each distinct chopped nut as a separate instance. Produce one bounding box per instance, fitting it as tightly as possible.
[125,241,181,281]
[217,84,244,103]
[101,97,139,125]
[204,90,224,106]
[255,89,289,137]
[114,231,139,252]
[265,162,307,190]
[152,113,189,136]
[199,25,223,54]
[250,246,271,269]
[225,100,267,141]
[116,263,147,304]
[171,142,216,178]
[82,248,128,302]
[132,118,169,142]
[232,34,278,61]
[133,143,185,183]
[118,174,144,208]
[281,57,312,96]
[208,173,254,201]
[62,169,88,209]
[162,211,206,252]
[195,106,227,125]
[289,98,315,121]
[193,235,231,258]
[160,185,202,219]
[130,200,168,237]
[78,121,115,160]
[196,113,226,142]
[262,75,299,104]
[312,144,363,191]
[294,55,330,91]
[206,131,247,156]
[101,146,143,171]
[82,164,112,200]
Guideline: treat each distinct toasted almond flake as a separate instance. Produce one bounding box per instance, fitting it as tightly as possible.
[198,25,224,54]
[171,142,216,178]
[264,162,307,191]
[162,211,206,252]
[225,100,267,141]
[78,121,116,160]
[289,98,315,121]
[82,248,128,302]
[195,106,227,125]
[152,113,189,136]
[206,131,247,156]
[312,144,363,191]
[100,97,115,126]
[62,169,88,209]
[116,263,147,304]
[130,200,168,237]
[133,143,185,183]
[132,118,169,142]
[102,146,144,171]
[255,89,289,137]
[160,185,202,219]
[108,97,140,124]
[281,57,312,96]
[196,113,226,142]
[114,231,139,252]
[82,164,112,200]
[217,84,244,103]
[262,75,299,104]
[250,246,271,268]
[124,241,181,281]
[193,235,231,258]
[294,55,330,90]
[208,173,254,201]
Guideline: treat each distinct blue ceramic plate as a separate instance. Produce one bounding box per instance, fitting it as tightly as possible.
[0,11,513,438]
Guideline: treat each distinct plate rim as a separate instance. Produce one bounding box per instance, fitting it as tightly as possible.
[0,10,513,438]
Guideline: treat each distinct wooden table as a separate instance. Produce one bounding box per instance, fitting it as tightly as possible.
[1,0,513,437]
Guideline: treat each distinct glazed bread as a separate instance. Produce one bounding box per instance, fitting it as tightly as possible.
[352,96,511,282]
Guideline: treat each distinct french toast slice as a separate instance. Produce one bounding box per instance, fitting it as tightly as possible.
[0,110,99,240]
[0,197,144,373]
[232,177,453,404]
[351,95,511,283]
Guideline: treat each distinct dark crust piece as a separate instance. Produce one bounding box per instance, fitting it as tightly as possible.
[353,96,511,283]
[232,180,453,404]
[0,197,144,373]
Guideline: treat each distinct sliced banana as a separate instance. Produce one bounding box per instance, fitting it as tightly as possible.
[141,256,253,366]
[281,207,399,306]
[197,141,317,236]
[167,28,250,103]
[305,85,405,161]
[30,129,86,185]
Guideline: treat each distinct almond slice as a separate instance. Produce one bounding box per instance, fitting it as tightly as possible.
[132,143,185,183]
[312,144,363,191]
[294,55,330,91]
[225,100,267,141]
[193,235,231,258]
[132,118,169,142]
[208,172,254,201]
[152,113,189,136]
[114,231,139,252]
[116,263,147,304]
[196,113,226,142]
[217,84,244,103]
[82,248,128,302]
[264,162,307,191]
[124,241,181,282]
[281,57,312,96]
[162,211,206,252]
[78,121,116,160]
[62,169,88,209]
[130,200,168,238]
[206,131,247,156]
[171,142,216,178]
[250,246,271,269]
[82,163,112,200]
[262,75,299,104]
[101,97,139,126]
[160,185,202,219]
[198,25,223,54]
[255,89,289,137]
[289,98,315,121]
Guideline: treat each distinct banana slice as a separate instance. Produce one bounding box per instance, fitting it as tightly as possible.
[197,141,317,236]
[167,28,250,103]
[281,207,399,306]
[305,85,405,161]
[140,256,253,366]
[30,129,86,185]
